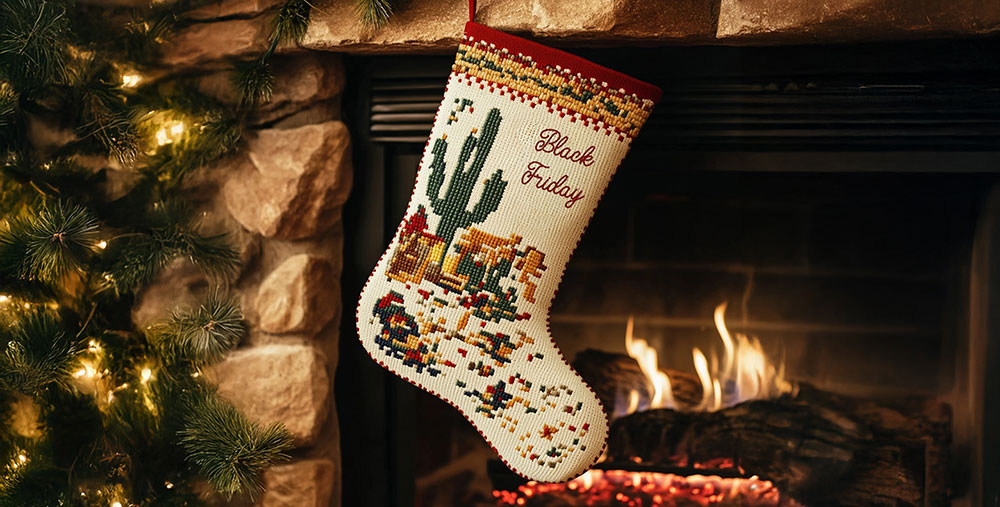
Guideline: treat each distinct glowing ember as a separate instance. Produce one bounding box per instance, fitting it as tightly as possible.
[619,302,794,417]
[494,469,802,506]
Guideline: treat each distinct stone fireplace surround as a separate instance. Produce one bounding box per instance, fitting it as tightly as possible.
[142,1,1000,506]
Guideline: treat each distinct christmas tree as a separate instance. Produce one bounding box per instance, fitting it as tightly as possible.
[0,0,337,504]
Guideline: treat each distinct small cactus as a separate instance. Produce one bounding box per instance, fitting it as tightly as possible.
[426,107,507,262]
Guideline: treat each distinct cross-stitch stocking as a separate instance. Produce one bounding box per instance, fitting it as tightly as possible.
[356,3,661,483]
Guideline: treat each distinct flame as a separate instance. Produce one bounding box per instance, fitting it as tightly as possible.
[624,316,674,411]
[621,302,794,416]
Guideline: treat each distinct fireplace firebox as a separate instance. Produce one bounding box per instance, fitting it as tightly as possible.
[338,38,1000,507]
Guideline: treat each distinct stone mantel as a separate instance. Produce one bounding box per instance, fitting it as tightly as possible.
[301,0,1000,54]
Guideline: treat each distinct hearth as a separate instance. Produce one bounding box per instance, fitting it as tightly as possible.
[338,38,1000,507]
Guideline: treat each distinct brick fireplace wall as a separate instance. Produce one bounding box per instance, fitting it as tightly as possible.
[552,168,980,398]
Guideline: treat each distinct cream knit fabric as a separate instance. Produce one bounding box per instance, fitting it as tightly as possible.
[356,22,660,483]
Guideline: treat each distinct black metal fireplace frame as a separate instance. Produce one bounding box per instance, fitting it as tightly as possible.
[338,38,1000,507]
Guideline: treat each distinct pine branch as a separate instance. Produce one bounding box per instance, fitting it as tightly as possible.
[179,395,292,498]
[0,201,100,284]
[74,74,141,166]
[356,0,394,28]
[101,232,173,291]
[0,0,71,91]
[101,361,199,499]
[0,446,64,507]
[0,311,78,395]
[0,156,100,205]
[233,0,311,104]
[234,58,274,105]
[0,83,16,132]
[104,200,240,291]
[272,0,312,47]
[40,389,101,471]
[151,292,246,366]
[137,101,243,183]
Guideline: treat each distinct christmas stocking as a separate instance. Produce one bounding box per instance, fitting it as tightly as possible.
[355,4,661,483]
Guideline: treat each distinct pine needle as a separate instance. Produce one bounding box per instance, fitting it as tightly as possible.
[0,311,78,395]
[272,0,312,47]
[0,0,71,89]
[356,0,394,28]
[152,292,246,366]
[179,395,292,499]
[234,58,274,105]
[104,200,240,291]
[0,201,100,284]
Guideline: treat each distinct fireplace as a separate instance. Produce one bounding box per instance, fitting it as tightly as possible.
[337,37,1000,507]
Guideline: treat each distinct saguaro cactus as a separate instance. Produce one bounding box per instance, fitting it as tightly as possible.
[426,107,508,261]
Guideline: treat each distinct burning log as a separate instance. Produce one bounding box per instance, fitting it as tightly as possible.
[572,349,704,416]
[605,384,951,507]
[545,303,948,506]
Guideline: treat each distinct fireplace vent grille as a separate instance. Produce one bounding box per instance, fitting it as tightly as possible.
[366,58,1000,150]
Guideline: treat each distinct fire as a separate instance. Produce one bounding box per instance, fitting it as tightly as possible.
[494,469,802,506]
[620,302,794,416]
[624,317,674,412]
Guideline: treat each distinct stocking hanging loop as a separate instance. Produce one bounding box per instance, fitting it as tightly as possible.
[469,0,476,22]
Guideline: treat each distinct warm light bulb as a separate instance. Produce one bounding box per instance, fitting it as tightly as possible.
[17,454,26,463]
[97,240,108,249]
[155,128,169,146]
[0,295,8,303]
[74,362,97,379]
[88,339,101,352]
[121,74,141,88]
[112,502,123,507]
[140,368,152,383]
[22,302,30,309]
[170,122,184,136]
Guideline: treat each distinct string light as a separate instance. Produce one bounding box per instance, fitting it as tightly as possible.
[97,240,108,249]
[0,294,8,303]
[121,74,141,88]
[9,451,28,470]
[140,368,152,384]
[73,362,97,379]
[112,502,123,507]
[155,121,186,146]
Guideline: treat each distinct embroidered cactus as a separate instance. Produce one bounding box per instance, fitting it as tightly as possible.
[426,107,507,261]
